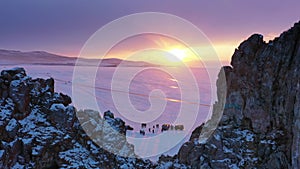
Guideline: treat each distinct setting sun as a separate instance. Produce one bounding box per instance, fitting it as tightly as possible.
[168,48,188,61]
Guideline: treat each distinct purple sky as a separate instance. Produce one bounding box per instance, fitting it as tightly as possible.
[0,1,299,61]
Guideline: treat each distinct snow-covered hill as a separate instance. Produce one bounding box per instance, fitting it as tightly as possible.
[0,49,156,67]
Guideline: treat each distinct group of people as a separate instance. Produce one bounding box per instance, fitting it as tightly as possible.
[139,123,184,136]
[139,123,159,135]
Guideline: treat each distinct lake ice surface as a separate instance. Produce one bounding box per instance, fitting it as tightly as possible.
[0,65,220,160]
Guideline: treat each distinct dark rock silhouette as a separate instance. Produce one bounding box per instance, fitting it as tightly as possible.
[175,21,300,168]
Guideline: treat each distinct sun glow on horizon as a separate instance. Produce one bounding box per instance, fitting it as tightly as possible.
[81,33,234,67]
[168,48,189,61]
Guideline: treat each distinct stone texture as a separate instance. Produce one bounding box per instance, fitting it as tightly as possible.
[0,68,157,169]
[176,21,300,168]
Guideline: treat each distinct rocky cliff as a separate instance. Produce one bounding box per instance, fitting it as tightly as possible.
[176,21,300,168]
[0,67,159,168]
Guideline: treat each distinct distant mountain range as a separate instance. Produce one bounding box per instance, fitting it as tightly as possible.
[0,49,157,67]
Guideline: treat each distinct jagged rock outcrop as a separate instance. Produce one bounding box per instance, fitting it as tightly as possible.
[0,68,156,168]
[177,21,300,168]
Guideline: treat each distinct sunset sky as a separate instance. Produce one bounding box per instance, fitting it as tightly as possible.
[0,1,299,65]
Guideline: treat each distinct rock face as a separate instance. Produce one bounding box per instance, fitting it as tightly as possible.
[177,21,300,168]
[0,68,156,168]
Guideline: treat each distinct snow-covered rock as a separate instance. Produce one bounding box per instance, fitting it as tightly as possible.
[0,67,157,168]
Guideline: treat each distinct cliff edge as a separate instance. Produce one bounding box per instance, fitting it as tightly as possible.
[177,21,300,168]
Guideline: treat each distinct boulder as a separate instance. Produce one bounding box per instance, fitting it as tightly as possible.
[9,79,31,118]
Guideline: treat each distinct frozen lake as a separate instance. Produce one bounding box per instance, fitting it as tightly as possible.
[0,64,220,160]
